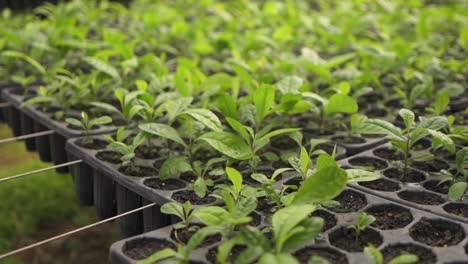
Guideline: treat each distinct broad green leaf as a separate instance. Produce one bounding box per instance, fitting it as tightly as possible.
[434,91,450,115]
[88,116,112,128]
[83,57,120,79]
[346,169,382,183]
[225,167,243,195]
[272,204,316,249]
[137,248,176,264]
[194,206,231,226]
[258,253,299,264]
[91,102,120,115]
[218,93,240,120]
[65,118,83,128]
[300,147,312,175]
[254,84,275,124]
[281,217,324,252]
[160,202,185,220]
[2,50,45,75]
[139,123,186,147]
[292,167,347,205]
[324,94,358,115]
[232,196,257,218]
[419,116,448,131]
[353,118,403,140]
[226,117,250,144]
[399,109,415,129]
[194,177,207,198]
[316,153,337,171]
[448,182,467,201]
[258,128,300,143]
[456,148,468,173]
[198,131,253,160]
[160,156,192,180]
[185,226,222,256]
[364,245,383,264]
[185,108,222,131]
[427,129,455,153]
[276,76,303,94]
[388,254,419,264]
[21,96,54,107]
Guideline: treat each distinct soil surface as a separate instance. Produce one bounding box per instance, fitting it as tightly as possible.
[383,168,426,183]
[312,209,336,231]
[348,156,388,170]
[398,191,445,205]
[206,245,248,263]
[358,178,401,192]
[329,227,383,252]
[118,165,157,177]
[382,243,436,264]
[96,150,121,164]
[409,218,465,247]
[171,190,216,205]
[294,246,349,264]
[270,136,298,150]
[76,138,108,149]
[366,204,413,229]
[135,145,160,159]
[123,238,175,260]
[170,226,222,247]
[423,180,450,194]
[411,159,450,172]
[443,203,468,218]
[180,171,198,183]
[328,190,367,213]
[373,147,404,160]
[331,135,365,144]
[144,178,186,190]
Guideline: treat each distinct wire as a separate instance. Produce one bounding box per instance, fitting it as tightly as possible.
[0,202,157,259]
[0,160,82,183]
[0,130,54,144]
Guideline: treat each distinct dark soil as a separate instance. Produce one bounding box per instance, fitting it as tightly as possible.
[206,245,248,264]
[443,203,468,218]
[123,238,176,260]
[118,165,157,177]
[329,227,383,252]
[294,246,348,264]
[331,135,365,144]
[373,147,404,160]
[76,138,108,149]
[172,190,216,205]
[170,226,222,247]
[365,108,387,118]
[153,159,165,169]
[398,190,445,205]
[143,178,185,190]
[348,156,388,170]
[96,150,121,164]
[423,180,450,194]
[413,138,432,150]
[410,218,465,247]
[312,209,336,231]
[382,243,436,264]
[383,168,426,183]
[358,178,401,192]
[411,159,450,172]
[270,136,299,150]
[180,171,197,183]
[135,145,160,159]
[327,190,367,213]
[366,204,413,229]
[256,197,278,216]
[385,98,403,109]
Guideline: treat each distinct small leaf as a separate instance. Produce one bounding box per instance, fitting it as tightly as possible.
[160,202,185,221]
[399,109,415,129]
[448,182,467,201]
[346,169,382,183]
[194,206,231,226]
[185,108,222,131]
[324,94,358,115]
[276,76,303,94]
[137,248,176,264]
[65,118,83,128]
[160,156,192,180]
[198,131,253,160]
[364,244,383,264]
[88,116,112,128]
[225,167,243,195]
[83,57,120,79]
[434,91,450,115]
[388,254,419,264]
[218,93,240,120]
[427,129,455,154]
[139,123,186,147]
[194,177,207,198]
[254,84,275,124]
[419,116,448,131]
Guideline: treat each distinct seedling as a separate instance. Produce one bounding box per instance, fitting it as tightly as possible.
[348,212,376,241]
[160,201,195,230]
[91,89,144,126]
[65,112,112,144]
[439,147,468,200]
[104,130,145,166]
[353,109,455,178]
[365,244,418,264]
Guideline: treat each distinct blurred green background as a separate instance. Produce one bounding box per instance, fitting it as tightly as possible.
[0,124,120,264]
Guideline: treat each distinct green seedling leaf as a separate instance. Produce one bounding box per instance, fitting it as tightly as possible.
[185,108,222,131]
[308,256,331,264]
[139,123,186,147]
[88,116,112,128]
[388,254,419,264]
[434,91,450,115]
[259,253,299,264]
[254,84,275,124]
[352,117,403,140]
[83,57,120,79]
[2,50,46,75]
[324,94,358,115]
[281,217,324,253]
[160,156,191,180]
[218,93,240,120]
[364,244,383,264]
[399,109,415,129]
[137,248,176,264]
[65,118,84,128]
[194,206,231,226]
[225,167,243,195]
[456,148,468,173]
[160,202,185,221]
[292,166,347,205]
[194,177,207,198]
[346,169,382,183]
[419,116,448,131]
[428,129,455,153]
[276,76,303,94]
[198,131,252,160]
[448,182,467,201]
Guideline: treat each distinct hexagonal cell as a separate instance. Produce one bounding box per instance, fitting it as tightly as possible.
[328,189,367,213]
[444,203,468,218]
[96,150,121,164]
[397,190,445,205]
[144,178,186,191]
[136,145,161,159]
[373,147,404,160]
[206,245,248,263]
[123,237,176,260]
[358,178,401,192]
[171,190,216,205]
[365,204,413,230]
[411,159,450,172]
[383,168,426,183]
[348,156,388,170]
[294,246,348,264]
[423,179,450,195]
[170,224,222,246]
[329,226,383,252]
[381,243,436,264]
[312,209,337,231]
[410,218,465,247]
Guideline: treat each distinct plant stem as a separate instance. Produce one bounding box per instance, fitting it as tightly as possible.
[403,137,410,179]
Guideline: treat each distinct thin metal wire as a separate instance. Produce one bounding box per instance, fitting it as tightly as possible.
[0,202,157,259]
[0,102,12,108]
[0,130,54,144]
[0,160,82,183]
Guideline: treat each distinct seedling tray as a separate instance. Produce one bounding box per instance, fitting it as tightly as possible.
[1,87,117,171]
[340,142,468,224]
[109,187,468,264]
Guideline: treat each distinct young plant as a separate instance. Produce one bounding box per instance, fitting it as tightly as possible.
[91,89,144,126]
[439,147,468,201]
[352,109,455,178]
[251,167,295,211]
[104,130,145,167]
[348,212,376,241]
[65,112,112,144]
[365,244,418,264]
